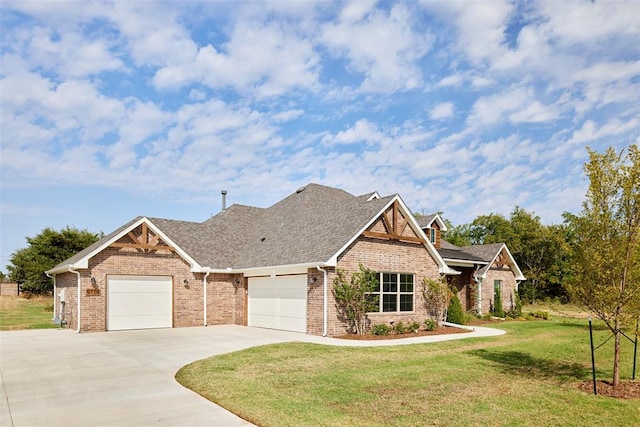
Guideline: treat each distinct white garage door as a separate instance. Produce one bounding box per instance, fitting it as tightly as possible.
[107,275,172,331]
[248,275,307,333]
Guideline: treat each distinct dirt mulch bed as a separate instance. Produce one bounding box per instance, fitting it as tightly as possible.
[336,326,472,340]
[577,380,640,399]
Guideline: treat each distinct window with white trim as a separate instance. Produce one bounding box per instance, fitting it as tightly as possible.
[494,279,502,299]
[368,272,414,312]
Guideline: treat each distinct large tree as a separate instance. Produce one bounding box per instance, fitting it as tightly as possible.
[566,144,640,387]
[7,227,102,294]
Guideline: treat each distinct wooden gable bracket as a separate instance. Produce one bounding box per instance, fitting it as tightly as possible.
[363,200,424,244]
[110,222,176,252]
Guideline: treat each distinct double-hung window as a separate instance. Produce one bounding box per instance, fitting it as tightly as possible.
[368,272,414,312]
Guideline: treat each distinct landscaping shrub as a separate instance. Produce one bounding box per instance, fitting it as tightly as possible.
[407,321,420,333]
[446,294,465,324]
[492,289,505,318]
[527,310,549,320]
[424,319,436,331]
[371,324,391,335]
[393,321,406,334]
[506,292,523,318]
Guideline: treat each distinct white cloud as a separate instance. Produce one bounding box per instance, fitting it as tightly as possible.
[321,2,432,93]
[327,119,384,145]
[421,0,514,66]
[429,102,454,120]
[153,19,320,98]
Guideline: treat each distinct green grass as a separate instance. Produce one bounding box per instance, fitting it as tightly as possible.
[177,317,639,427]
[0,296,57,330]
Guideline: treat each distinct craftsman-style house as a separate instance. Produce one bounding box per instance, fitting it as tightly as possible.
[47,184,524,336]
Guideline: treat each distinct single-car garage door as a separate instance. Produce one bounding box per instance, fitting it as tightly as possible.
[107,275,172,331]
[248,275,307,333]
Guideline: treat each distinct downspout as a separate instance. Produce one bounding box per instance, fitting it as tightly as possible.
[476,277,483,314]
[68,267,81,333]
[316,265,328,337]
[203,270,210,326]
[46,272,56,321]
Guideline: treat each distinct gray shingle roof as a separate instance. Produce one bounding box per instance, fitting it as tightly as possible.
[231,184,394,268]
[49,217,143,271]
[415,214,437,229]
[436,240,503,264]
[50,183,399,272]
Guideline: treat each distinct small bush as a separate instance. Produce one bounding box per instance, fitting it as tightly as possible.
[492,289,505,318]
[407,321,420,333]
[393,321,406,334]
[424,319,436,331]
[506,292,523,318]
[527,310,549,320]
[446,294,465,324]
[371,323,391,335]
[462,310,477,324]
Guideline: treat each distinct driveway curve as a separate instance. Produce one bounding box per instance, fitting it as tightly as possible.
[1,325,503,426]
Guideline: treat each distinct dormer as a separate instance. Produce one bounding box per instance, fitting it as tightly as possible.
[415,213,448,249]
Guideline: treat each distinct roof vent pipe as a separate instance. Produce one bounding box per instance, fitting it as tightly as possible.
[221,190,227,211]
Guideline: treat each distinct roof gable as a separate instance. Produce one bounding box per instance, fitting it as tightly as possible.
[416,213,448,232]
[47,217,203,274]
[464,243,526,281]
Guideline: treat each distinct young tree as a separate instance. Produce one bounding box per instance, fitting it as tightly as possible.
[333,264,379,335]
[566,144,640,387]
[8,227,102,294]
[422,277,452,327]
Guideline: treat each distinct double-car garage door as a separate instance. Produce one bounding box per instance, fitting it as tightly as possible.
[107,275,172,331]
[248,275,307,333]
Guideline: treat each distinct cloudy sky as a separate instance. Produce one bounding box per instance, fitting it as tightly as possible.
[1,0,639,270]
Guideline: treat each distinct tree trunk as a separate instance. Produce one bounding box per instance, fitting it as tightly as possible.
[613,318,621,387]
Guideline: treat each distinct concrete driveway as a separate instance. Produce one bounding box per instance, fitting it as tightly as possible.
[1,324,504,426]
[0,325,309,427]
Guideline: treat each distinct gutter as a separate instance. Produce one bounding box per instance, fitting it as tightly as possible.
[68,267,81,333]
[316,265,328,337]
[203,271,210,326]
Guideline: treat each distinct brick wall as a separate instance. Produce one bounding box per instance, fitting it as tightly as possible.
[481,266,518,315]
[314,236,441,337]
[449,268,475,311]
[205,273,244,326]
[53,247,235,332]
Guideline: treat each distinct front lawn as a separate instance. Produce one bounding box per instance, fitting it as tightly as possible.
[177,318,639,427]
[0,295,57,330]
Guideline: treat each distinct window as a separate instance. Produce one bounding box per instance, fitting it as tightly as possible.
[494,280,502,299]
[368,273,414,312]
[429,228,436,243]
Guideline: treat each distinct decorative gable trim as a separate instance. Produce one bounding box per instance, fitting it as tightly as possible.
[110,222,176,252]
[475,244,526,281]
[327,195,459,275]
[47,217,203,274]
[362,200,424,244]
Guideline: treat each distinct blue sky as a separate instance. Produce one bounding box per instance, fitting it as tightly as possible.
[1,0,639,271]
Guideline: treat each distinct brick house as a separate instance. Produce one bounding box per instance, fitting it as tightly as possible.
[47,184,522,336]
[416,214,525,315]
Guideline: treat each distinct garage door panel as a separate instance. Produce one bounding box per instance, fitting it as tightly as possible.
[248,275,307,333]
[108,275,172,331]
